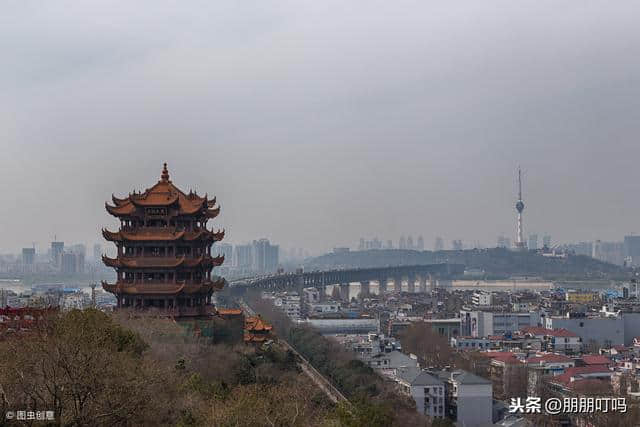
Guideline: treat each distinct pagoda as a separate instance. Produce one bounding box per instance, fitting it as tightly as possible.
[101,163,225,316]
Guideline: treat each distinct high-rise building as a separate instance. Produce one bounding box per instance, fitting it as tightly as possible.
[216,243,233,265]
[22,248,35,265]
[543,235,552,248]
[51,241,64,267]
[406,236,414,250]
[93,243,102,261]
[624,235,640,267]
[417,235,424,251]
[528,234,538,250]
[251,239,279,273]
[61,252,77,274]
[452,240,463,251]
[399,236,407,250]
[69,244,86,273]
[234,244,253,269]
[593,241,625,266]
[568,242,593,257]
[102,163,225,314]
[434,237,444,251]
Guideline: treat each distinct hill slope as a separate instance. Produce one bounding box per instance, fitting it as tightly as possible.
[304,248,628,280]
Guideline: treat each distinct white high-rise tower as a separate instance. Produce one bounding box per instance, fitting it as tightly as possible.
[514,167,526,250]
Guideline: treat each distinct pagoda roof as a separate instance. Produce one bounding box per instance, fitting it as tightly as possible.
[102,228,224,242]
[101,277,224,296]
[245,316,273,332]
[102,254,224,269]
[105,163,220,218]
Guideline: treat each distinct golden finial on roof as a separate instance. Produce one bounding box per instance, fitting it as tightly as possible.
[161,162,170,182]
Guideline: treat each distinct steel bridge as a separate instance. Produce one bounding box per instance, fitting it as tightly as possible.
[229,263,463,297]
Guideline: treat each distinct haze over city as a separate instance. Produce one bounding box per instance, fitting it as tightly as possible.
[2,1,640,254]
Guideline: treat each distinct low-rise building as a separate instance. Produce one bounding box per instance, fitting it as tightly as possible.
[520,326,582,354]
[472,291,492,307]
[451,336,492,351]
[461,310,541,337]
[397,369,446,419]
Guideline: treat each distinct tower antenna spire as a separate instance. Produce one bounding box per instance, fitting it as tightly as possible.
[514,167,526,250]
[518,166,522,201]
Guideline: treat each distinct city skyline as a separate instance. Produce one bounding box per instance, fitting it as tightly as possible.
[3,2,640,253]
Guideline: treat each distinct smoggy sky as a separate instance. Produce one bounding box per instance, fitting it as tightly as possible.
[2,1,640,255]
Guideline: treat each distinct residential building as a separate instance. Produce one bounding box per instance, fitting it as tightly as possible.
[397,369,446,419]
[435,370,493,427]
[472,291,492,307]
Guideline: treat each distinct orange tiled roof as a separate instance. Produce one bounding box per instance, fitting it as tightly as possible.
[102,228,224,242]
[245,316,273,332]
[102,254,224,269]
[218,308,243,316]
[244,332,270,342]
[105,163,220,218]
[102,277,224,296]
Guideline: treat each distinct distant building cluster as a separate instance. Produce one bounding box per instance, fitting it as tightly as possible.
[356,235,425,251]
[1,283,113,311]
[561,234,640,267]
[219,238,279,275]
[0,240,105,277]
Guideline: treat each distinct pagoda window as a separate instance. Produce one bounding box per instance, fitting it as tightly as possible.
[167,247,174,256]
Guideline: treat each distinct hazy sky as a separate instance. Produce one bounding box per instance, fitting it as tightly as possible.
[2,1,640,254]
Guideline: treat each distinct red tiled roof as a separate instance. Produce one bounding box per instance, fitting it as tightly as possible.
[566,378,611,391]
[520,326,578,338]
[482,351,521,365]
[581,355,611,366]
[526,354,573,365]
[550,366,611,386]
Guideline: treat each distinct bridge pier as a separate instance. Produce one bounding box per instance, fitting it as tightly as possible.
[418,275,427,293]
[359,281,370,299]
[407,275,416,293]
[378,277,387,295]
[340,283,350,302]
[394,277,402,293]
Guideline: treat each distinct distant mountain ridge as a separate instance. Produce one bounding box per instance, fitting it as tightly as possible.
[304,248,629,280]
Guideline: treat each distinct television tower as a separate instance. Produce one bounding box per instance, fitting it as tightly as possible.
[514,167,526,250]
